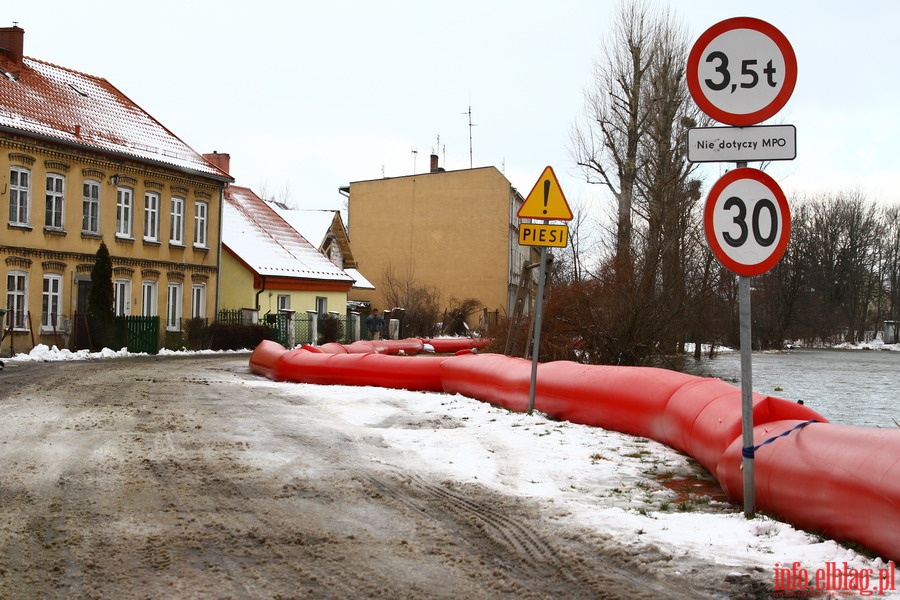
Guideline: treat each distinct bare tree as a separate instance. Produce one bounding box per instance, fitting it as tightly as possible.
[570,0,658,271]
[380,259,442,337]
[561,1,709,364]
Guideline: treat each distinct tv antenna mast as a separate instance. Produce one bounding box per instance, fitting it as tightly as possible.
[461,106,476,168]
[411,148,418,174]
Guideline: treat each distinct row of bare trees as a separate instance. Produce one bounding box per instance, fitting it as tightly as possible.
[751,194,900,347]
[538,1,900,365]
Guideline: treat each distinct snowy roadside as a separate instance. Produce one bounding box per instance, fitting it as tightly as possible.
[3,343,898,597]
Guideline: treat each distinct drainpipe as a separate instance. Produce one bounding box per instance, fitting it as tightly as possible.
[215,187,225,317]
[255,275,267,312]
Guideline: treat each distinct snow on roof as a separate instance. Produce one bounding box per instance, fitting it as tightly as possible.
[268,206,337,249]
[0,55,228,180]
[344,268,376,290]
[265,204,375,290]
[223,186,354,282]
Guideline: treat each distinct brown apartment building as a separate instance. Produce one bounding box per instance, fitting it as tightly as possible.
[345,155,537,333]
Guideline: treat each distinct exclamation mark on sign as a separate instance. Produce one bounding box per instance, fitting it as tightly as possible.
[543,179,550,215]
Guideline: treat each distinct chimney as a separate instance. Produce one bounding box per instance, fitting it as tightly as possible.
[430,153,439,173]
[203,151,231,175]
[0,26,24,66]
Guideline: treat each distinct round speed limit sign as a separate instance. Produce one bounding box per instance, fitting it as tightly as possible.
[687,17,797,126]
[704,168,791,277]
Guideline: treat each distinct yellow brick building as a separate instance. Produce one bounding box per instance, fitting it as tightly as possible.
[345,155,537,332]
[1,27,231,355]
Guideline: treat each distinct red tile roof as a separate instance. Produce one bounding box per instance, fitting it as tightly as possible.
[0,53,229,180]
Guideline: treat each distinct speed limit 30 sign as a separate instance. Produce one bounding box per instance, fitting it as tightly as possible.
[704,168,791,277]
[687,17,797,126]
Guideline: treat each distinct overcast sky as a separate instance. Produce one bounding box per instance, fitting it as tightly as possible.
[11,1,900,219]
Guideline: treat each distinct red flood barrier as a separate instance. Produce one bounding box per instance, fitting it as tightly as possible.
[423,337,492,354]
[251,340,445,392]
[717,421,900,562]
[248,341,900,562]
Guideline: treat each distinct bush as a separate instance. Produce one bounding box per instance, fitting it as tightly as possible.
[208,323,274,351]
[319,314,343,344]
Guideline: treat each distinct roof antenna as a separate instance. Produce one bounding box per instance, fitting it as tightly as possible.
[411,148,418,174]
[461,106,476,169]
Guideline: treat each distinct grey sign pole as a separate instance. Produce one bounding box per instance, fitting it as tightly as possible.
[739,273,755,516]
[735,159,755,517]
[527,246,548,414]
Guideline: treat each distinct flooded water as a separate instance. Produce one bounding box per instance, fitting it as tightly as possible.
[676,349,900,429]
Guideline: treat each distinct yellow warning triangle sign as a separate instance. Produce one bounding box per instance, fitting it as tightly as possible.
[517,166,573,221]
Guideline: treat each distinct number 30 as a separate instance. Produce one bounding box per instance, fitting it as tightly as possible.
[722,196,778,247]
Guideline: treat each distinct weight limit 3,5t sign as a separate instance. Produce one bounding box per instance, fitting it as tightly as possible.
[687,17,797,126]
[704,168,791,277]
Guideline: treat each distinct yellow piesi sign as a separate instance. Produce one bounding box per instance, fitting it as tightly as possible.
[517,166,573,221]
[519,223,568,247]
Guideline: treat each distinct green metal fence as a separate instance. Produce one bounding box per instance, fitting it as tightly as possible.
[92,310,362,354]
[113,315,161,355]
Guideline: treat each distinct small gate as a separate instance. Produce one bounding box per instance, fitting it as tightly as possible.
[114,315,160,354]
[264,312,290,347]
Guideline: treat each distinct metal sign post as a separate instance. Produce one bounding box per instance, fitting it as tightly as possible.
[527,246,548,414]
[703,162,791,518]
[736,163,755,517]
[689,16,797,518]
[516,166,573,415]
[738,271,755,516]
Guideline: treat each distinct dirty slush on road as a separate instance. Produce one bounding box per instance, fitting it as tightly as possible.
[0,354,768,598]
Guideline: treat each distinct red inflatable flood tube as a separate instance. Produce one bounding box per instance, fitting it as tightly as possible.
[717,421,900,562]
[247,339,288,379]
[249,340,446,392]
[440,353,828,473]
[424,337,491,354]
[250,342,899,561]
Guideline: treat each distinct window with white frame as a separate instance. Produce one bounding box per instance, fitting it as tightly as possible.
[277,294,291,312]
[5,271,27,330]
[82,180,101,234]
[166,283,182,331]
[144,192,160,241]
[9,167,30,225]
[316,296,327,315]
[191,284,206,319]
[142,281,157,316]
[41,274,62,331]
[193,201,208,247]
[114,279,132,316]
[170,196,185,244]
[45,173,65,230]
[116,187,133,238]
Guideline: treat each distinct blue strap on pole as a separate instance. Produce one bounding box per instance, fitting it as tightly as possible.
[742,419,819,459]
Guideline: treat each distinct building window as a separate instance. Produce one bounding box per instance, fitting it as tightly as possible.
[277,294,291,312]
[82,180,101,234]
[9,167,30,225]
[5,271,27,330]
[144,192,160,241]
[114,279,131,316]
[45,173,65,230]
[193,201,208,247]
[41,274,63,331]
[191,284,206,319]
[166,283,182,331]
[142,281,157,316]
[316,296,327,315]
[170,197,185,245]
[116,187,133,238]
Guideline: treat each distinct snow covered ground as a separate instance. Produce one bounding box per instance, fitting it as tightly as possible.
[4,344,898,596]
